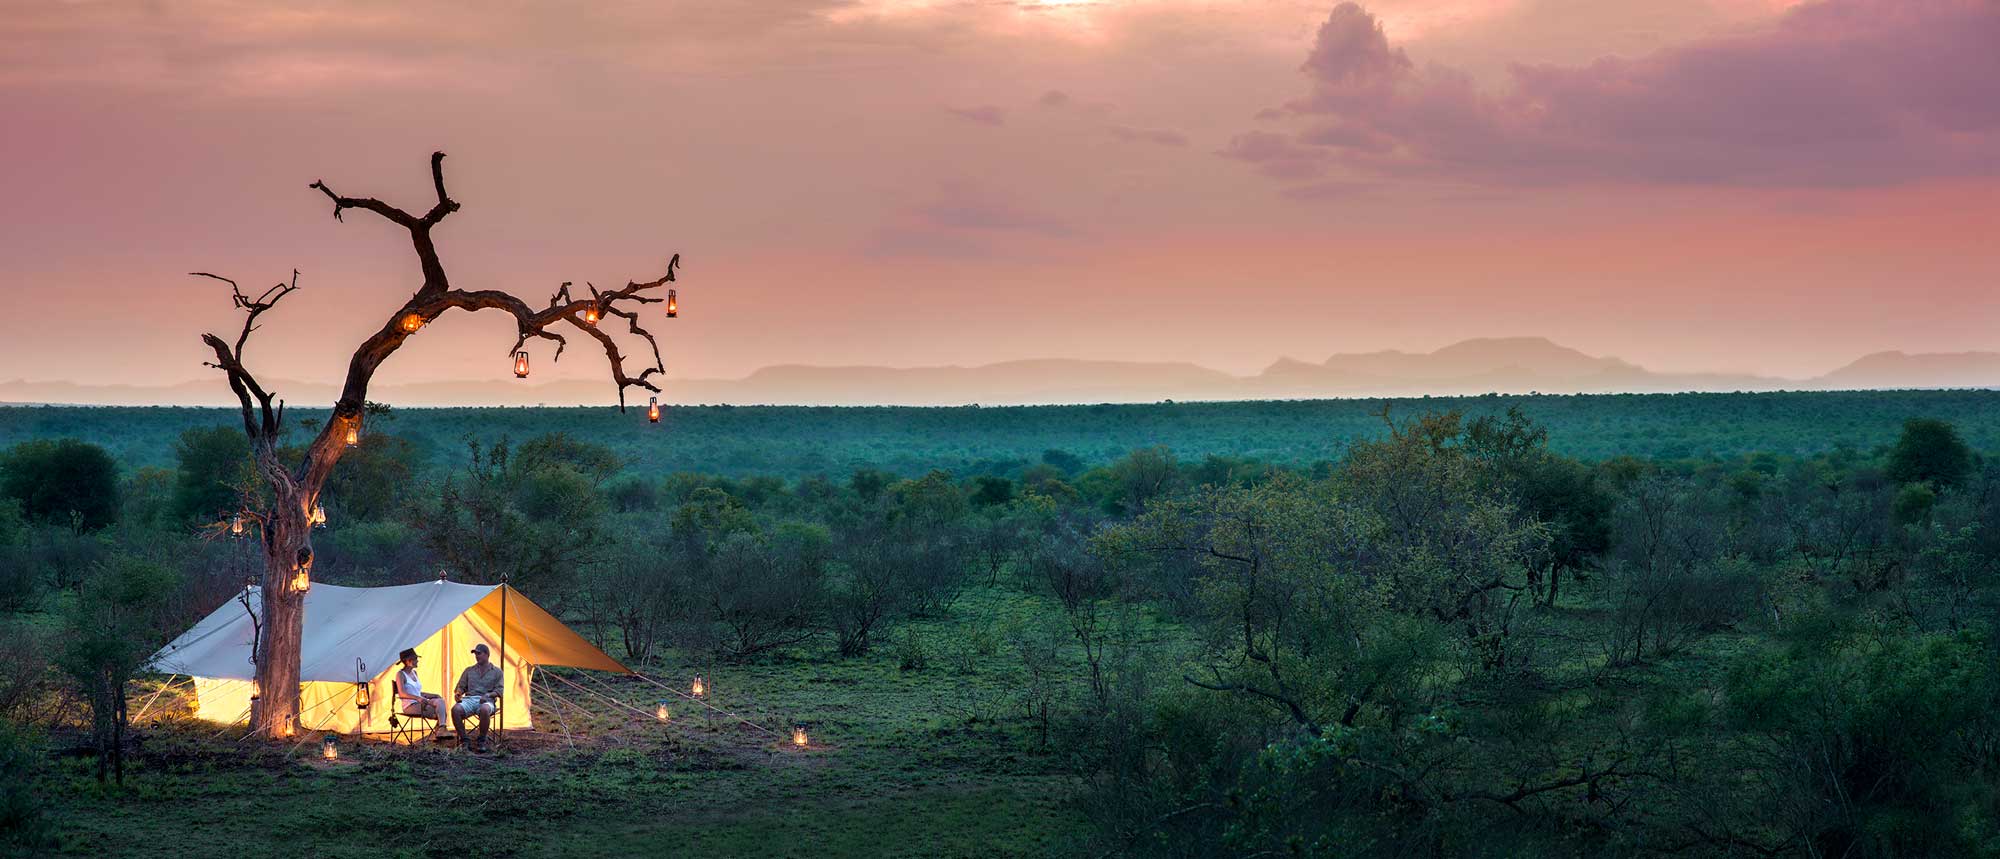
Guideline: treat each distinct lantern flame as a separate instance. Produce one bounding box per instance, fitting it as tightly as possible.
[666,289,678,318]
[310,504,327,529]
[345,426,360,447]
[583,304,601,325]
[514,351,530,378]
[792,727,809,748]
[648,397,661,424]
[400,313,424,333]
[292,568,311,594]
[231,514,244,537]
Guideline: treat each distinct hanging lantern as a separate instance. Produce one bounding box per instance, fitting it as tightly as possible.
[355,681,372,710]
[665,289,678,318]
[655,703,671,723]
[400,313,424,333]
[292,567,311,594]
[691,675,706,698]
[791,727,809,748]
[648,397,661,424]
[345,425,360,448]
[230,514,245,538]
[310,504,327,529]
[582,304,601,325]
[321,734,339,761]
[514,351,531,378]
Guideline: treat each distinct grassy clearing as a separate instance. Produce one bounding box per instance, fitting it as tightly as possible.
[30,588,1100,859]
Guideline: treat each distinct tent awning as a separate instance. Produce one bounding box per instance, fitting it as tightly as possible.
[149,580,627,682]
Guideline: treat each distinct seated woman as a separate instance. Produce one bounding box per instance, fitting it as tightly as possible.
[393,648,446,738]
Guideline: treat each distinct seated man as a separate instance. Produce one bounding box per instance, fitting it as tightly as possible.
[392,648,445,739]
[452,642,503,752]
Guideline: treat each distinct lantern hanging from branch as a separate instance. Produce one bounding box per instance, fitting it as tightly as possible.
[231,513,245,538]
[791,727,809,748]
[582,303,601,325]
[321,734,339,761]
[310,504,327,529]
[665,289,678,318]
[514,351,530,378]
[655,703,671,723]
[292,567,311,594]
[345,425,360,448]
[400,312,424,333]
[648,397,661,424]
[691,675,706,698]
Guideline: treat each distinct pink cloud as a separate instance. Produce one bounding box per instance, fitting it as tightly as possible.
[1240,0,2000,188]
[945,104,1007,126]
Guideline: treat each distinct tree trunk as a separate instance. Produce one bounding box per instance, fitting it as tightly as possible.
[252,459,313,739]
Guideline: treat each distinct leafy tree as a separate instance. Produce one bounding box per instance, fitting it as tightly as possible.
[969,475,1015,508]
[849,468,893,503]
[57,553,177,784]
[1042,448,1085,475]
[513,432,621,485]
[318,429,421,521]
[0,717,48,850]
[414,440,602,602]
[0,439,119,530]
[170,426,251,524]
[1885,417,1973,488]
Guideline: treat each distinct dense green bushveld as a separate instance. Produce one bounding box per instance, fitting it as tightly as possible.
[5,389,2000,479]
[2,393,1999,857]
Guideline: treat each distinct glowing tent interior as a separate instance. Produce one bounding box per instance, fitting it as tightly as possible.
[148,580,629,734]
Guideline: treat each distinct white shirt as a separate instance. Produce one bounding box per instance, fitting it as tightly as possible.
[397,667,424,700]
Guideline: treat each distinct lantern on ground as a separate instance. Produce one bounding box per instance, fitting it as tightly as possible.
[230,514,244,538]
[791,727,809,748]
[648,397,661,424]
[514,351,530,378]
[321,735,339,761]
[666,289,678,318]
[400,312,424,333]
[582,304,601,325]
[691,675,705,698]
[655,703,671,723]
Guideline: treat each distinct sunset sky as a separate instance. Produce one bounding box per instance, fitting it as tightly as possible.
[2,0,1995,396]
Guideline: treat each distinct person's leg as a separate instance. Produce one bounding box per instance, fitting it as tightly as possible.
[475,702,494,749]
[425,694,445,739]
[451,701,470,746]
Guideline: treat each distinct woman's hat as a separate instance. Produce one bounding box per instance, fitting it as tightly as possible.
[399,648,419,662]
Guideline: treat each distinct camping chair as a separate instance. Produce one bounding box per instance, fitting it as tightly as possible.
[384,676,439,745]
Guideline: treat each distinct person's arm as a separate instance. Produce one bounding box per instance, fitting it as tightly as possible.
[454,668,468,701]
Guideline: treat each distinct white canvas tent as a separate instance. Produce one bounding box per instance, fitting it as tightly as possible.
[148,580,627,735]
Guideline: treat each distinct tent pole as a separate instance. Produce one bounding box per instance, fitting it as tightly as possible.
[498,579,508,749]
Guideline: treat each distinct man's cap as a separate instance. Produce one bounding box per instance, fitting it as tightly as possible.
[471,643,490,655]
[399,648,419,662]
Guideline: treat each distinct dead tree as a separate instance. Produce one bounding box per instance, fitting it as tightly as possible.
[197,151,680,738]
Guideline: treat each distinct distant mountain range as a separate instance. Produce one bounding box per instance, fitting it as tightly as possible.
[5,338,1998,407]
